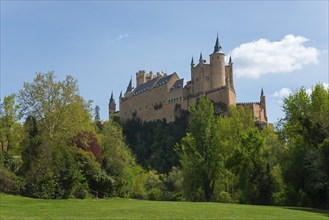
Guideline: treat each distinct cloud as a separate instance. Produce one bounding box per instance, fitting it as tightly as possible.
[118,33,129,40]
[230,35,319,78]
[273,83,328,99]
[272,88,292,98]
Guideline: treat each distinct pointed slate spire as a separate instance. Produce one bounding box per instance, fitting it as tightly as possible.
[213,34,222,53]
[125,78,133,93]
[261,88,264,96]
[199,52,203,62]
[110,91,115,104]
[229,55,232,64]
[119,91,122,97]
[191,56,194,65]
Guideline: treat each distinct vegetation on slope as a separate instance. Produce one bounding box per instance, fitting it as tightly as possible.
[0,71,328,210]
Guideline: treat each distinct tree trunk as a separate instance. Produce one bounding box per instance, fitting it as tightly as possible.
[204,178,211,202]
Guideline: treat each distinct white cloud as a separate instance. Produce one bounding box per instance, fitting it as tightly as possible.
[118,33,129,40]
[272,88,292,98]
[273,83,328,99]
[230,35,319,78]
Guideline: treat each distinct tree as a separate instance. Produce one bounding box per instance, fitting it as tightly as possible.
[281,84,329,208]
[94,105,103,132]
[178,97,222,201]
[98,120,144,198]
[230,129,274,204]
[0,94,21,152]
[95,105,101,122]
[18,71,93,143]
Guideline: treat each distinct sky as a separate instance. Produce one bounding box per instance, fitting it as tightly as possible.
[1,1,328,123]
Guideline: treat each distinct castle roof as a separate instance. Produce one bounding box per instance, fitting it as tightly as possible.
[132,73,175,96]
[170,79,184,91]
[125,78,133,93]
[213,34,222,53]
[154,74,173,87]
[110,91,115,103]
[133,77,158,94]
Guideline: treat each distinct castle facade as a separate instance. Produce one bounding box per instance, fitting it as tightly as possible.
[109,36,267,123]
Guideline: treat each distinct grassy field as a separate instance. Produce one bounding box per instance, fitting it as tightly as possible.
[0,194,328,220]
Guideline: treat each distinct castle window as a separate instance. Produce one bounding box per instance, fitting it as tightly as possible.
[205,76,209,81]
[195,77,198,82]
[217,56,219,59]
[139,107,141,111]
[145,105,147,109]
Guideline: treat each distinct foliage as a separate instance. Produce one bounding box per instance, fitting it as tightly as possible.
[0,94,22,153]
[17,71,93,143]
[123,112,188,173]
[0,165,24,194]
[99,120,144,198]
[281,84,329,209]
[178,97,222,201]
[2,69,327,210]
[75,131,101,159]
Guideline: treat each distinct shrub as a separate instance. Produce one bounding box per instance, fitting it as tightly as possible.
[0,165,24,194]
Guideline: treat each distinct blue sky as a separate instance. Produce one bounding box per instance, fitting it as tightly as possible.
[1,1,328,123]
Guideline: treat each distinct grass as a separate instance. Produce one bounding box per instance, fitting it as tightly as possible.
[0,194,328,220]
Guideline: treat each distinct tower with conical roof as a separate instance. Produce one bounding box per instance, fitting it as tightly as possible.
[260,88,267,122]
[108,92,116,119]
[209,34,226,89]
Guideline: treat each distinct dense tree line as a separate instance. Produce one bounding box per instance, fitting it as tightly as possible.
[122,112,188,174]
[0,71,328,209]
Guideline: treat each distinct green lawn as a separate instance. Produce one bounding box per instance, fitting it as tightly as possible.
[0,194,328,220]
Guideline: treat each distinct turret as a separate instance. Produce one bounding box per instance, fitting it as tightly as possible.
[209,34,226,89]
[260,88,267,122]
[125,78,133,94]
[199,52,204,63]
[136,70,147,87]
[109,92,116,119]
[228,55,234,87]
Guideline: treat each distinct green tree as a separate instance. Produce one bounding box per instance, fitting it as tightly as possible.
[281,84,329,208]
[18,71,93,143]
[98,120,144,198]
[0,94,22,152]
[17,72,95,199]
[215,107,255,202]
[178,97,222,201]
[230,129,274,204]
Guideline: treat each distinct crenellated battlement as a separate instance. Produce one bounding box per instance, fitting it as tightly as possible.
[237,102,261,105]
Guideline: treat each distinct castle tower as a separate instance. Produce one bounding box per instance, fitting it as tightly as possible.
[228,56,234,88]
[209,35,226,89]
[136,70,147,87]
[109,92,116,119]
[260,88,267,122]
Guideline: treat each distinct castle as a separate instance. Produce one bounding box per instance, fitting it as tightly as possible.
[109,36,267,124]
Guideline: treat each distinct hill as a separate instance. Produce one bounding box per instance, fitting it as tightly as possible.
[1,194,328,220]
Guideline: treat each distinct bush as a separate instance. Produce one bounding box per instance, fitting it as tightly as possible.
[218,191,232,203]
[0,165,24,194]
[72,182,89,199]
